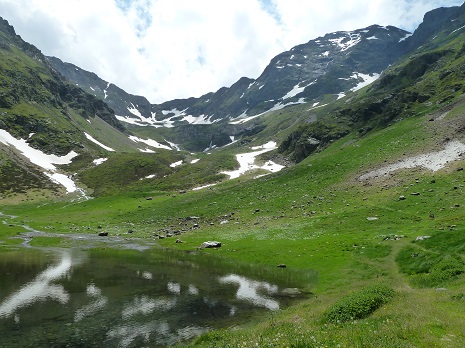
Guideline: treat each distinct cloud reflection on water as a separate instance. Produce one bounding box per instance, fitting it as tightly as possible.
[74,283,108,322]
[0,251,73,319]
[219,274,280,310]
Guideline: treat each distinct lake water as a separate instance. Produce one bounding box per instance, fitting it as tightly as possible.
[0,247,316,347]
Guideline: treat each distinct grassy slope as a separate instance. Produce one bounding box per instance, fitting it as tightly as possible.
[2,96,465,346]
[2,14,465,348]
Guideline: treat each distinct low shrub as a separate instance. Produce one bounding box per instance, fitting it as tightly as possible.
[323,285,395,323]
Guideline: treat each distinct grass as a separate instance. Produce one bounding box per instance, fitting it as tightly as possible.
[2,95,465,347]
[2,13,465,346]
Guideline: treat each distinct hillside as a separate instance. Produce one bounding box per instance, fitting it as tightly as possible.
[1,3,465,346]
[1,3,465,198]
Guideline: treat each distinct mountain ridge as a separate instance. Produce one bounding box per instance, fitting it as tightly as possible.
[48,24,410,128]
[2,2,465,197]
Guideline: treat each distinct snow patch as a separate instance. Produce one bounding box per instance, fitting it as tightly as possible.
[282,80,315,100]
[307,103,328,111]
[84,133,115,152]
[103,82,110,99]
[127,103,142,118]
[165,139,180,151]
[129,135,172,150]
[0,129,81,193]
[44,173,79,193]
[350,73,380,92]
[93,158,108,166]
[117,107,179,128]
[192,183,217,191]
[182,114,215,125]
[170,160,183,168]
[230,98,306,125]
[162,108,185,117]
[399,33,413,42]
[360,140,465,180]
[140,174,156,180]
[451,25,465,35]
[329,32,361,51]
[221,141,285,179]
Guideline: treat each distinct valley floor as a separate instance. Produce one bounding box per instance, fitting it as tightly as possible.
[2,104,465,347]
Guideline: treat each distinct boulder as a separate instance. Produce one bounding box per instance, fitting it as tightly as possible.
[200,241,222,248]
[415,235,431,241]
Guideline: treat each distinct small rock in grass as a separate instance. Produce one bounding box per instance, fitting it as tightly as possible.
[200,241,222,248]
[415,236,430,241]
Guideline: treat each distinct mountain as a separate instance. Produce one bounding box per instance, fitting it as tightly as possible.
[47,24,410,152]
[0,17,164,196]
[3,4,465,346]
[48,25,409,126]
[2,2,465,197]
[278,2,465,161]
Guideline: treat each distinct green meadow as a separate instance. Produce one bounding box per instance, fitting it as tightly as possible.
[2,99,465,347]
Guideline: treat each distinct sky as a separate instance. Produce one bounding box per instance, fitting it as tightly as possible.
[0,0,462,104]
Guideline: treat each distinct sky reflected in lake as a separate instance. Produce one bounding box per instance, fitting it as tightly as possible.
[0,248,315,347]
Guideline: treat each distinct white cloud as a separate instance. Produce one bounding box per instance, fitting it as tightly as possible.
[0,0,462,103]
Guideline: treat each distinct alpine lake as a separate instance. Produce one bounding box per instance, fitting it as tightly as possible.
[0,233,316,348]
